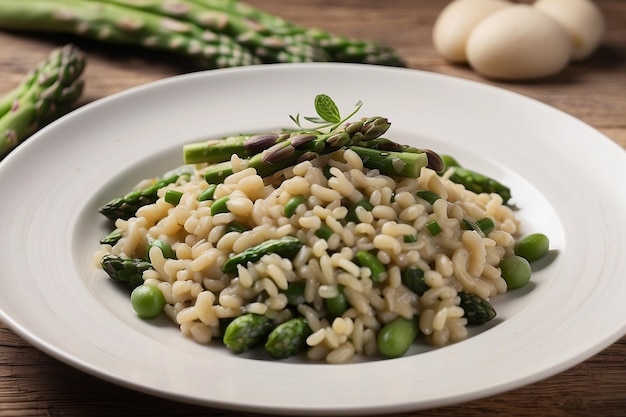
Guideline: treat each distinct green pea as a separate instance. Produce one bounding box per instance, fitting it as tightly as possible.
[130,285,166,319]
[284,195,306,218]
[376,317,419,358]
[500,255,532,289]
[146,239,175,260]
[210,196,230,215]
[515,233,550,262]
[324,285,348,317]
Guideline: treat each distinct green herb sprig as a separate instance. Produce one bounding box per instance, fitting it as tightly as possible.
[290,94,363,131]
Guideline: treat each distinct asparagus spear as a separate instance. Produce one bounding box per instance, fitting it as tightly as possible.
[99,166,192,221]
[0,0,404,67]
[189,117,394,182]
[458,291,497,325]
[0,0,259,68]
[100,254,152,288]
[100,227,123,245]
[221,236,304,274]
[0,44,85,158]
[185,117,392,165]
[440,154,512,204]
[95,0,327,63]
[192,0,405,65]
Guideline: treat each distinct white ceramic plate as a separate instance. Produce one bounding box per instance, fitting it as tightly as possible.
[1,63,625,415]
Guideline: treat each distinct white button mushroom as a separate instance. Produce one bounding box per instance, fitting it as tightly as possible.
[465,5,573,80]
[432,0,513,63]
[534,0,605,60]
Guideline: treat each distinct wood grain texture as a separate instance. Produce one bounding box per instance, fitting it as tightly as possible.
[0,1,625,416]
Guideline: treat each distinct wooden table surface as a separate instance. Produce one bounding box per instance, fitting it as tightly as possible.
[1,1,625,416]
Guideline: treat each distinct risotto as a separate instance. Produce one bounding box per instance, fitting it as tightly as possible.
[95,145,525,363]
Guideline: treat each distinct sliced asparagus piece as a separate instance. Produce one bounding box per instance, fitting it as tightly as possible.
[100,228,123,245]
[100,254,152,288]
[458,291,497,325]
[264,316,312,359]
[0,44,85,158]
[222,313,275,353]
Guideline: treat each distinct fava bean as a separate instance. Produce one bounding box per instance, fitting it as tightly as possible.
[377,317,419,358]
[500,255,532,289]
[515,233,550,262]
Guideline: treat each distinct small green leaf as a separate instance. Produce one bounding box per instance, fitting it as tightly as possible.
[289,113,302,128]
[314,94,341,123]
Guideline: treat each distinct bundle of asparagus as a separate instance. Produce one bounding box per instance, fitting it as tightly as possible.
[0,44,86,159]
[0,0,405,68]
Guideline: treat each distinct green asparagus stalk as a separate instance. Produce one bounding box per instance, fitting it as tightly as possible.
[94,0,327,63]
[303,27,405,66]
[0,0,405,68]
[100,254,152,288]
[190,0,405,65]
[440,154,512,204]
[183,134,261,164]
[221,236,304,274]
[350,145,429,178]
[186,117,392,165]
[99,166,192,221]
[189,117,393,183]
[0,44,85,158]
[0,0,259,69]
